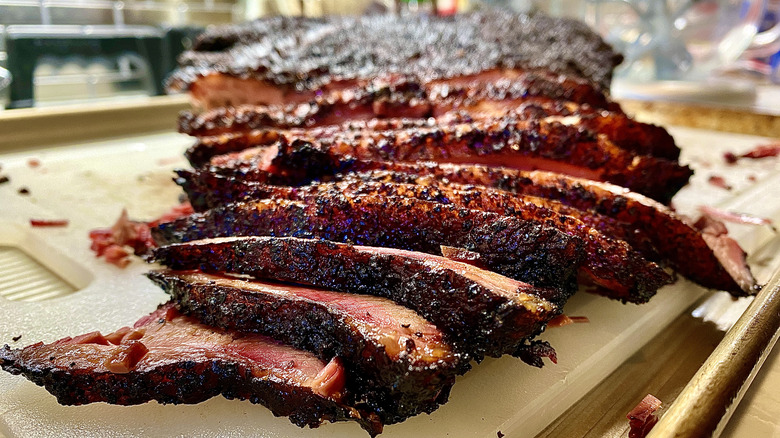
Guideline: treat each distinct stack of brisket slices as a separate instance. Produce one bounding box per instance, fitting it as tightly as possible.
[0,11,762,436]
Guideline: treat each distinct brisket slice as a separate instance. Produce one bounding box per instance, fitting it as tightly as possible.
[147,270,459,424]
[182,99,678,167]
[150,236,563,359]
[177,75,615,137]
[0,303,382,436]
[151,194,583,293]
[191,120,690,203]
[344,163,757,296]
[168,11,621,104]
[177,157,756,296]
[174,180,670,303]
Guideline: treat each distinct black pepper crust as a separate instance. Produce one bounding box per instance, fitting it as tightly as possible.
[186,118,691,203]
[0,307,383,436]
[171,180,671,303]
[183,99,678,168]
[151,194,582,294]
[177,158,751,295]
[150,236,564,359]
[176,72,615,136]
[167,11,622,94]
[146,269,459,425]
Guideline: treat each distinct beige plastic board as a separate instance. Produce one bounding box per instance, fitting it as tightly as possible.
[0,127,778,438]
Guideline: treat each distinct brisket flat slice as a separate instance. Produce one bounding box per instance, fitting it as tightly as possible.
[0,303,382,436]
[190,118,691,203]
[147,270,459,424]
[344,163,757,296]
[150,236,564,359]
[174,180,670,303]
[151,193,583,293]
[182,99,678,167]
[177,74,615,136]
[168,11,622,108]
[177,157,755,296]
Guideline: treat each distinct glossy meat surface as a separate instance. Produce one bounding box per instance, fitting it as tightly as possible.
[177,157,755,296]
[182,100,678,167]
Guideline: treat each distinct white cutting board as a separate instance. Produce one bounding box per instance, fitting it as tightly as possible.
[0,127,778,438]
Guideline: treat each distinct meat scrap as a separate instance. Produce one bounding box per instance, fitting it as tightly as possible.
[627,394,662,438]
[724,143,780,164]
[707,175,731,190]
[698,205,774,228]
[30,219,69,227]
[89,203,194,268]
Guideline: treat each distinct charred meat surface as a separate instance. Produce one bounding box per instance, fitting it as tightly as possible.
[188,119,691,203]
[147,270,459,424]
[151,193,583,292]
[151,236,564,359]
[176,157,755,295]
[0,303,382,436]
[168,11,622,108]
[175,180,670,303]
[183,102,678,168]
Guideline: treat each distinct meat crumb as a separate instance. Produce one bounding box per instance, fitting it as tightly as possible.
[0,175,9,184]
[30,219,69,227]
[27,158,41,168]
[497,432,505,438]
[18,187,30,195]
[12,335,22,342]
[723,143,780,164]
[627,394,662,438]
[707,175,731,190]
[89,203,194,268]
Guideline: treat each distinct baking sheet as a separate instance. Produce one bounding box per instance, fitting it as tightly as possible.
[0,126,778,438]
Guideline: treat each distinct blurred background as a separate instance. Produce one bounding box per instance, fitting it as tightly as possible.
[0,0,779,110]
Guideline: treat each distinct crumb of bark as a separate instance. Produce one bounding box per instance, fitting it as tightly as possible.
[497,432,504,438]
[723,151,738,164]
[18,187,30,195]
[0,175,9,184]
[12,335,22,342]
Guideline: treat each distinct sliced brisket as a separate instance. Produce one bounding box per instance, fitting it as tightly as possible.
[151,193,583,292]
[150,236,564,359]
[0,303,382,436]
[147,270,459,424]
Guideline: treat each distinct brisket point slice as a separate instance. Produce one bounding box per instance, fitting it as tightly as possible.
[147,269,460,424]
[0,303,382,436]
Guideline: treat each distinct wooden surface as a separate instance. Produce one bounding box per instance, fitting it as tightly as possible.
[620,99,780,139]
[0,95,189,153]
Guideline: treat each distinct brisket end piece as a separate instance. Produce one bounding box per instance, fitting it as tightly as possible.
[151,236,564,359]
[151,194,583,293]
[0,303,383,436]
[146,270,460,424]
[168,11,622,103]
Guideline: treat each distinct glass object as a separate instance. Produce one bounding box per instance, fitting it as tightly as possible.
[584,0,780,81]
